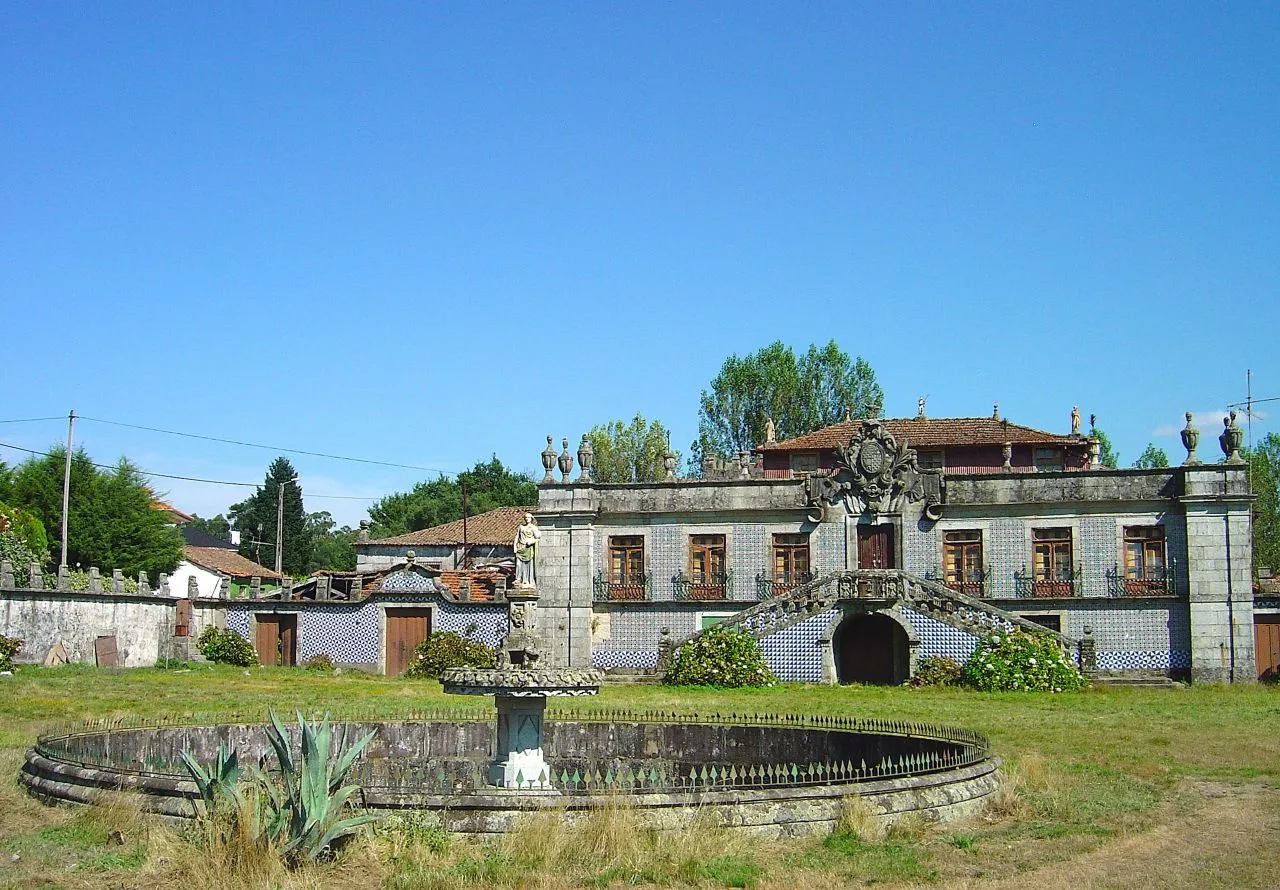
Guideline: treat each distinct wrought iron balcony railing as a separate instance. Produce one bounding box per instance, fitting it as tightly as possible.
[592,570,652,602]
[672,569,733,601]
[923,568,989,599]
[1013,565,1083,598]
[1104,564,1173,597]
[754,570,813,600]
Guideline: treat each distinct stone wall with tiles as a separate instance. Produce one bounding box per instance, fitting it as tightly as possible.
[226,592,506,672]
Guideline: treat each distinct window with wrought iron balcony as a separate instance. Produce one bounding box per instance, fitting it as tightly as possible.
[593,536,650,601]
[1105,526,1172,597]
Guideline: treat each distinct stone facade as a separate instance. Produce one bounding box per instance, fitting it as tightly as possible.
[534,459,1255,684]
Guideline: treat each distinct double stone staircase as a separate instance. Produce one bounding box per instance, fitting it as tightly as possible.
[666,568,1085,669]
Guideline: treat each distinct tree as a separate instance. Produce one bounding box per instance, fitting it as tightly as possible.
[306,511,356,572]
[1094,430,1119,469]
[585,414,677,483]
[1132,444,1170,469]
[696,340,883,459]
[229,457,311,576]
[1248,433,1280,576]
[4,447,182,577]
[187,513,232,542]
[366,457,537,539]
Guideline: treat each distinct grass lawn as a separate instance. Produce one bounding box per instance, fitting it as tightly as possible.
[1,664,1278,889]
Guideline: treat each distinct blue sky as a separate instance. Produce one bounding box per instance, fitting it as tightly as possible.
[3,2,1277,526]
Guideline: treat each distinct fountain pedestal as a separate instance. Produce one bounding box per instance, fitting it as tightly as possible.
[440,584,601,791]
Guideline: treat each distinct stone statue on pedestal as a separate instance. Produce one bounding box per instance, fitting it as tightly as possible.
[513,513,540,589]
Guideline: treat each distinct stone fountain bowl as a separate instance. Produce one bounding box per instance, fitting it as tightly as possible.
[439,666,603,697]
[21,710,999,837]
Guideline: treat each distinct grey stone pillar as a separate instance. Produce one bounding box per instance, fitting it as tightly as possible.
[251,576,262,599]
[0,561,13,588]
[316,575,331,601]
[532,488,599,669]
[1181,465,1255,683]
[218,576,230,600]
[57,564,70,590]
[158,573,170,596]
[1077,626,1097,678]
[29,563,43,591]
[137,572,150,595]
[88,567,102,593]
[187,575,200,599]
[111,569,124,594]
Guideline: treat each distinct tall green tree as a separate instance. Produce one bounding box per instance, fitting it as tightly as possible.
[4,447,182,576]
[187,513,232,542]
[367,457,537,539]
[229,457,311,576]
[1132,443,1170,469]
[1248,433,1280,576]
[586,414,676,483]
[695,340,883,459]
[305,511,357,572]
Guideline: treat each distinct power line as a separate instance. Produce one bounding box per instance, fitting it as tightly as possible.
[77,414,449,473]
[0,416,66,424]
[0,441,378,501]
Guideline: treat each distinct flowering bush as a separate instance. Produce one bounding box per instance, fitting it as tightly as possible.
[404,631,494,679]
[0,635,23,672]
[664,626,777,688]
[909,655,963,687]
[196,626,258,667]
[960,630,1087,692]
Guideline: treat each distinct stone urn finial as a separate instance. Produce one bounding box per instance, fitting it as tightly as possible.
[557,438,573,482]
[1219,411,1245,464]
[540,435,557,484]
[1181,411,1200,465]
[664,450,677,480]
[992,401,999,420]
[576,434,593,482]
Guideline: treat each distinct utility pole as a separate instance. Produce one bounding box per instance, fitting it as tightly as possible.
[60,410,75,568]
[275,480,287,576]
[461,480,470,569]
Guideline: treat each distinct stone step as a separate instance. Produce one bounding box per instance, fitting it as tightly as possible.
[1092,675,1184,688]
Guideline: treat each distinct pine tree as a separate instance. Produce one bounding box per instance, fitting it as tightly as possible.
[230,457,311,576]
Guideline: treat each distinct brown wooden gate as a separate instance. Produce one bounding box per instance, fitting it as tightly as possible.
[857,525,895,569]
[385,609,432,676]
[1256,615,1280,682]
[255,615,297,667]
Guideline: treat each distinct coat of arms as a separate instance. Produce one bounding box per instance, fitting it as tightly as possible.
[808,420,925,516]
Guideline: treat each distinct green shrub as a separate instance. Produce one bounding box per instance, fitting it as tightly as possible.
[910,655,963,687]
[664,626,777,688]
[0,635,22,672]
[0,519,45,587]
[404,631,494,679]
[41,570,139,593]
[960,631,1087,692]
[197,626,257,667]
[303,654,335,673]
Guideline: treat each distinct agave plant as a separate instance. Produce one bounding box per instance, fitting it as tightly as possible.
[179,742,242,817]
[254,711,378,864]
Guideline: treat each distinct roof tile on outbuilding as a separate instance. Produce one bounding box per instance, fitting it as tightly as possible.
[758,417,1081,451]
[183,546,283,581]
[360,506,529,548]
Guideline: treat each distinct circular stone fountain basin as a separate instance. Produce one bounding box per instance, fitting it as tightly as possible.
[22,710,1000,836]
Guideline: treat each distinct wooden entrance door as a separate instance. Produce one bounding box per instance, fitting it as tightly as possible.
[385,609,432,676]
[255,615,297,667]
[857,525,895,569]
[1256,615,1280,682]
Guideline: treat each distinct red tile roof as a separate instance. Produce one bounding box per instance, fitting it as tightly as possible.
[758,417,1081,451]
[362,506,529,548]
[183,546,283,581]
